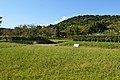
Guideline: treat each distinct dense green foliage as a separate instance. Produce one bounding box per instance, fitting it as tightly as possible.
[0,42,120,80]
[73,35,120,42]
[56,15,120,37]
[0,36,55,44]
[10,36,55,44]
[0,15,120,42]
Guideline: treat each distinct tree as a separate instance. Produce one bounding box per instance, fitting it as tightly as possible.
[0,17,2,25]
[88,22,108,34]
[107,21,120,35]
[14,25,30,37]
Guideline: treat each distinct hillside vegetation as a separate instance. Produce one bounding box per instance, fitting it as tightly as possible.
[0,15,120,41]
[56,15,120,36]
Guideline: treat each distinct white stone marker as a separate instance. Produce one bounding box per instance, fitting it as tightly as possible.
[73,44,80,48]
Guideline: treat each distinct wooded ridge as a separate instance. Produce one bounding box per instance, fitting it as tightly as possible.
[0,15,120,42]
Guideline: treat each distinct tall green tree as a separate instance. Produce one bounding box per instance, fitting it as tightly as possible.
[89,22,108,34]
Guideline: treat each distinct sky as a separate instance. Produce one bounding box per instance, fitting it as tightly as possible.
[0,0,120,28]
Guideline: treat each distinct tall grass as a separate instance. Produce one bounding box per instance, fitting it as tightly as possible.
[0,42,120,80]
[0,42,26,48]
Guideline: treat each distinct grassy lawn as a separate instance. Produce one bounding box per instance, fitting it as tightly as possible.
[0,42,120,80]
[51,39,120,49]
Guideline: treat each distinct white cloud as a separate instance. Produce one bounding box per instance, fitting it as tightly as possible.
[55,16,68,24]
[39,24,49,26]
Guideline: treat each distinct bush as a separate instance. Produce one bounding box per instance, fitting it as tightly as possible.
[73,35,120,42]
[10,36,56,44]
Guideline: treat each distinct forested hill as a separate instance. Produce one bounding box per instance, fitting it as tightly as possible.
[55,15,120,37]
[0,15,120,39]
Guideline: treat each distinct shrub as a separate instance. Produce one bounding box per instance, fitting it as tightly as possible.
[10,36,56,44]
[73,35,120,42]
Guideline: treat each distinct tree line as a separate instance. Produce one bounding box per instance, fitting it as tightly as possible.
[0,15,120,42]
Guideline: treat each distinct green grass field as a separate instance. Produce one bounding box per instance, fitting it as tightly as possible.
[0,42,120,80]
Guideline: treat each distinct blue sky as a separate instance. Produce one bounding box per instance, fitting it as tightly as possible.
[0,0,120,28]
